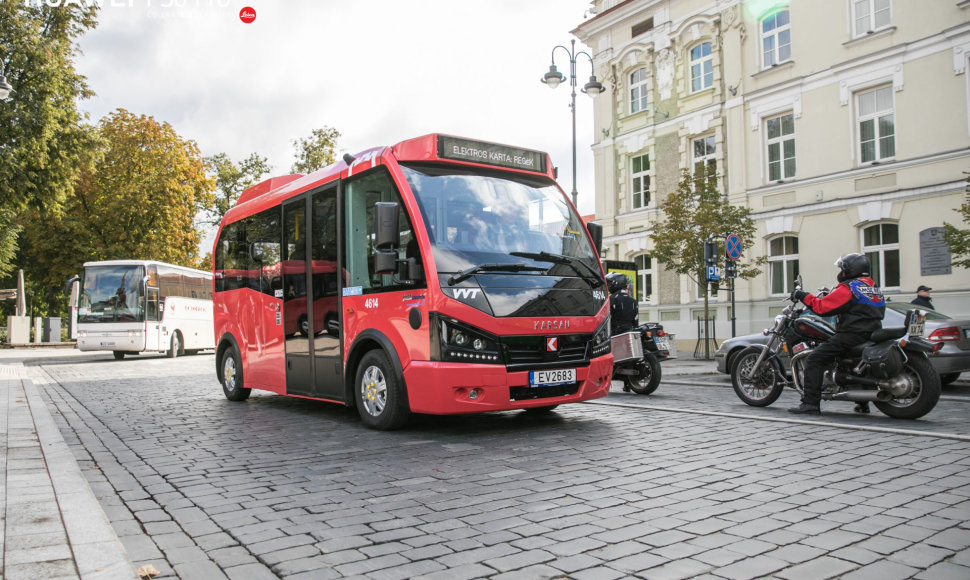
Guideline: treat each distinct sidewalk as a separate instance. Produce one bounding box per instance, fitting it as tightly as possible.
[1,345,136,579]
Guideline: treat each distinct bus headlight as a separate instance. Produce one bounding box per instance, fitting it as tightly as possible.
[590,316,611,358]
[431,313,502,364]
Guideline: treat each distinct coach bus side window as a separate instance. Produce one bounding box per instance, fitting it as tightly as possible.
[344,169,423,293]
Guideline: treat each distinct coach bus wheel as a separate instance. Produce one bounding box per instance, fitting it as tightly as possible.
[221,346,251,402]
[167,332,182,358]
[113,351,125,360]
[354,350,410,430]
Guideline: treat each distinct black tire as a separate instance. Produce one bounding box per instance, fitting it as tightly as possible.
[625,354,662,395]
[220,346,251,401]
[167,332,181,358]
[354,350,410,430]
[731,347,785,407]
[874,355,941,419]
[113,351,125,360]
[940,372,961,386]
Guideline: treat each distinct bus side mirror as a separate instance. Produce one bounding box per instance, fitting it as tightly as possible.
[586,222,603,256]
[140,275,150,296]
[65,275,80,297]
[374,202,400,275]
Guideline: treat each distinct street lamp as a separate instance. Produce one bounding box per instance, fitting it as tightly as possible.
[0,61,13,101]
[541,38,603,208]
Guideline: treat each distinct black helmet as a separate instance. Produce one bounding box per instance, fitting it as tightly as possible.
[835,253,870,282]
[606,272,628,294]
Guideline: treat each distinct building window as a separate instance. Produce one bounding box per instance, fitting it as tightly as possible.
[631,153,651,209]
[689,42,713,93]
[853,0,891,37]
[761,8,791,68]
[857,85,895,164]
[630,68,648,114]
[635,254,653,302]
[692,135,717,190]
[632,18,654,38]
[766,113,795,181]
[862,223,900,288]
[768,236,799,295]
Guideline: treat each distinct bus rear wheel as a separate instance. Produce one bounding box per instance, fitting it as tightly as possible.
[113,351,125,360]
[354,350,410,431]
[221,346,251,401]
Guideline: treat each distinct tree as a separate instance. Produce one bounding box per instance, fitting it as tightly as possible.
[205,152,271,226]
[291,126,341,174]
[19,109,214,315]
[942,172,970,269]
[0,2,99,278]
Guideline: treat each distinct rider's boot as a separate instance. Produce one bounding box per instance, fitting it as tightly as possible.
[854,402,870,414]
[788,402,821,415]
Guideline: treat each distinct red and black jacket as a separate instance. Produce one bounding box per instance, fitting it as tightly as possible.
[802,276,885,334]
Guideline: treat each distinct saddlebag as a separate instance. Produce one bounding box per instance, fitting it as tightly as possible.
[611,331,643,363]
[862,342,903,379]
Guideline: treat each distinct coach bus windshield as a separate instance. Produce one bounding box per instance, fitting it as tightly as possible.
[401,164,600,280]
[78,265,146,323]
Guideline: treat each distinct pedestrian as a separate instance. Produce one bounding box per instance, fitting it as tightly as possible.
[787,253,885,415]
[911,285,934,310]
[606,273,638,335]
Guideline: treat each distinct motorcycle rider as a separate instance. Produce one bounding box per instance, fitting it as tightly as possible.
[607,272,638,335]
[787,253,885,415]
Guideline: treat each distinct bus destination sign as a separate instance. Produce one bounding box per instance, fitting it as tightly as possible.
[438,136,547,174]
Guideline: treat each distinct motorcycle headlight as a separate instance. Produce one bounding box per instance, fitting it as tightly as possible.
[430,313,502,364]
[591,316,611,358]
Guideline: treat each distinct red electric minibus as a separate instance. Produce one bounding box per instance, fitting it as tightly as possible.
[212,134,612,429]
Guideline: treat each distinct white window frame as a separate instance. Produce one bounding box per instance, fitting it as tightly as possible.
[631,153,651,210]
[635,254,653,303]
[689,42,713,93]
[768,236,799,295]
[692,135,717,191]
[630,67,648,114]
[761,8,791,68]
[765,112,796,182]
[861,223,900,289]
[856,85,895,165]
[852,0,891,38]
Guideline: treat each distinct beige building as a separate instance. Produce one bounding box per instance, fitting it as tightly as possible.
[574,0,970,346]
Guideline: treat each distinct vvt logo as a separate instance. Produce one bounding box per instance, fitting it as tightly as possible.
[451,288,480,300]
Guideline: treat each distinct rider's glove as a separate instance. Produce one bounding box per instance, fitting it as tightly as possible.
[790,290,808,303]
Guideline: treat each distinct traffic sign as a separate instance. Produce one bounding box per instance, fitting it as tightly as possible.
[725,233,743,261]
[707,265,721,281]
[724,260,738,279]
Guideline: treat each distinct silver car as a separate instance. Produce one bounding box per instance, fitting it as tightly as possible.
[714,302,970,385]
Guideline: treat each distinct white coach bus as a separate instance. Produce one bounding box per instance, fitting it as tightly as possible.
[72,260,213,359]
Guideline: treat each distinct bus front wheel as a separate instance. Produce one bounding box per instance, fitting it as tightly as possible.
[354,350,410,431]
[113,351,125,360]
[221,346,251,402]
[167,332,182,358]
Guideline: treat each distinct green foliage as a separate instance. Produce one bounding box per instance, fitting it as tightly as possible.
[942,172,970,269]
[291,126,341,174]
[19,109,215,316]
[0,2,99,277]
[649,168,764,293]
[205,152,271,225]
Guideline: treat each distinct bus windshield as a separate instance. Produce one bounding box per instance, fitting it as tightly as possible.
[401,164,600,279]
[78,264,146,323]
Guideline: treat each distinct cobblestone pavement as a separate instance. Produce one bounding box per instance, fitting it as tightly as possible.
[33,354,970,579]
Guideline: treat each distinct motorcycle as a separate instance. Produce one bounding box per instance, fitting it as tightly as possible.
[611,321,673,395]
[731,278,943,419]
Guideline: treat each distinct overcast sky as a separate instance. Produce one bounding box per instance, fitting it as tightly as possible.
[75,0,600,216]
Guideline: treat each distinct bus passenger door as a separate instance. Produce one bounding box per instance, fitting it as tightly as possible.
[145,265,161,352]
[283,196,312,395]
[310,185,342,399]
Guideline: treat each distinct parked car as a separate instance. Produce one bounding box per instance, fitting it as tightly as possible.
[714,301,970,385]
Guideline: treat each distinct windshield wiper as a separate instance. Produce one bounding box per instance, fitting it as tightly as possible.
[510,251,605,286]
[448,262,546,286]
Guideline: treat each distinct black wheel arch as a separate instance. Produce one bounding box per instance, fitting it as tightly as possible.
[345,329,408,410]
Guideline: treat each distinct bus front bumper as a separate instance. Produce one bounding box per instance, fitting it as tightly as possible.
[403,355,613,415]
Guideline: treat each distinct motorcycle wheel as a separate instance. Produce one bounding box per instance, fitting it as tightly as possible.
[731,347,785,407]
[873,355,941,420]
[625,353,661,395]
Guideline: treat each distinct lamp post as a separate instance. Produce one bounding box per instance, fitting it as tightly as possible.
[0,61,14,101]
[541,38,602,208]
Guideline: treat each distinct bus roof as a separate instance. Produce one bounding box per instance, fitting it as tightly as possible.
[82,260,212,277]
[225,134,556,223]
